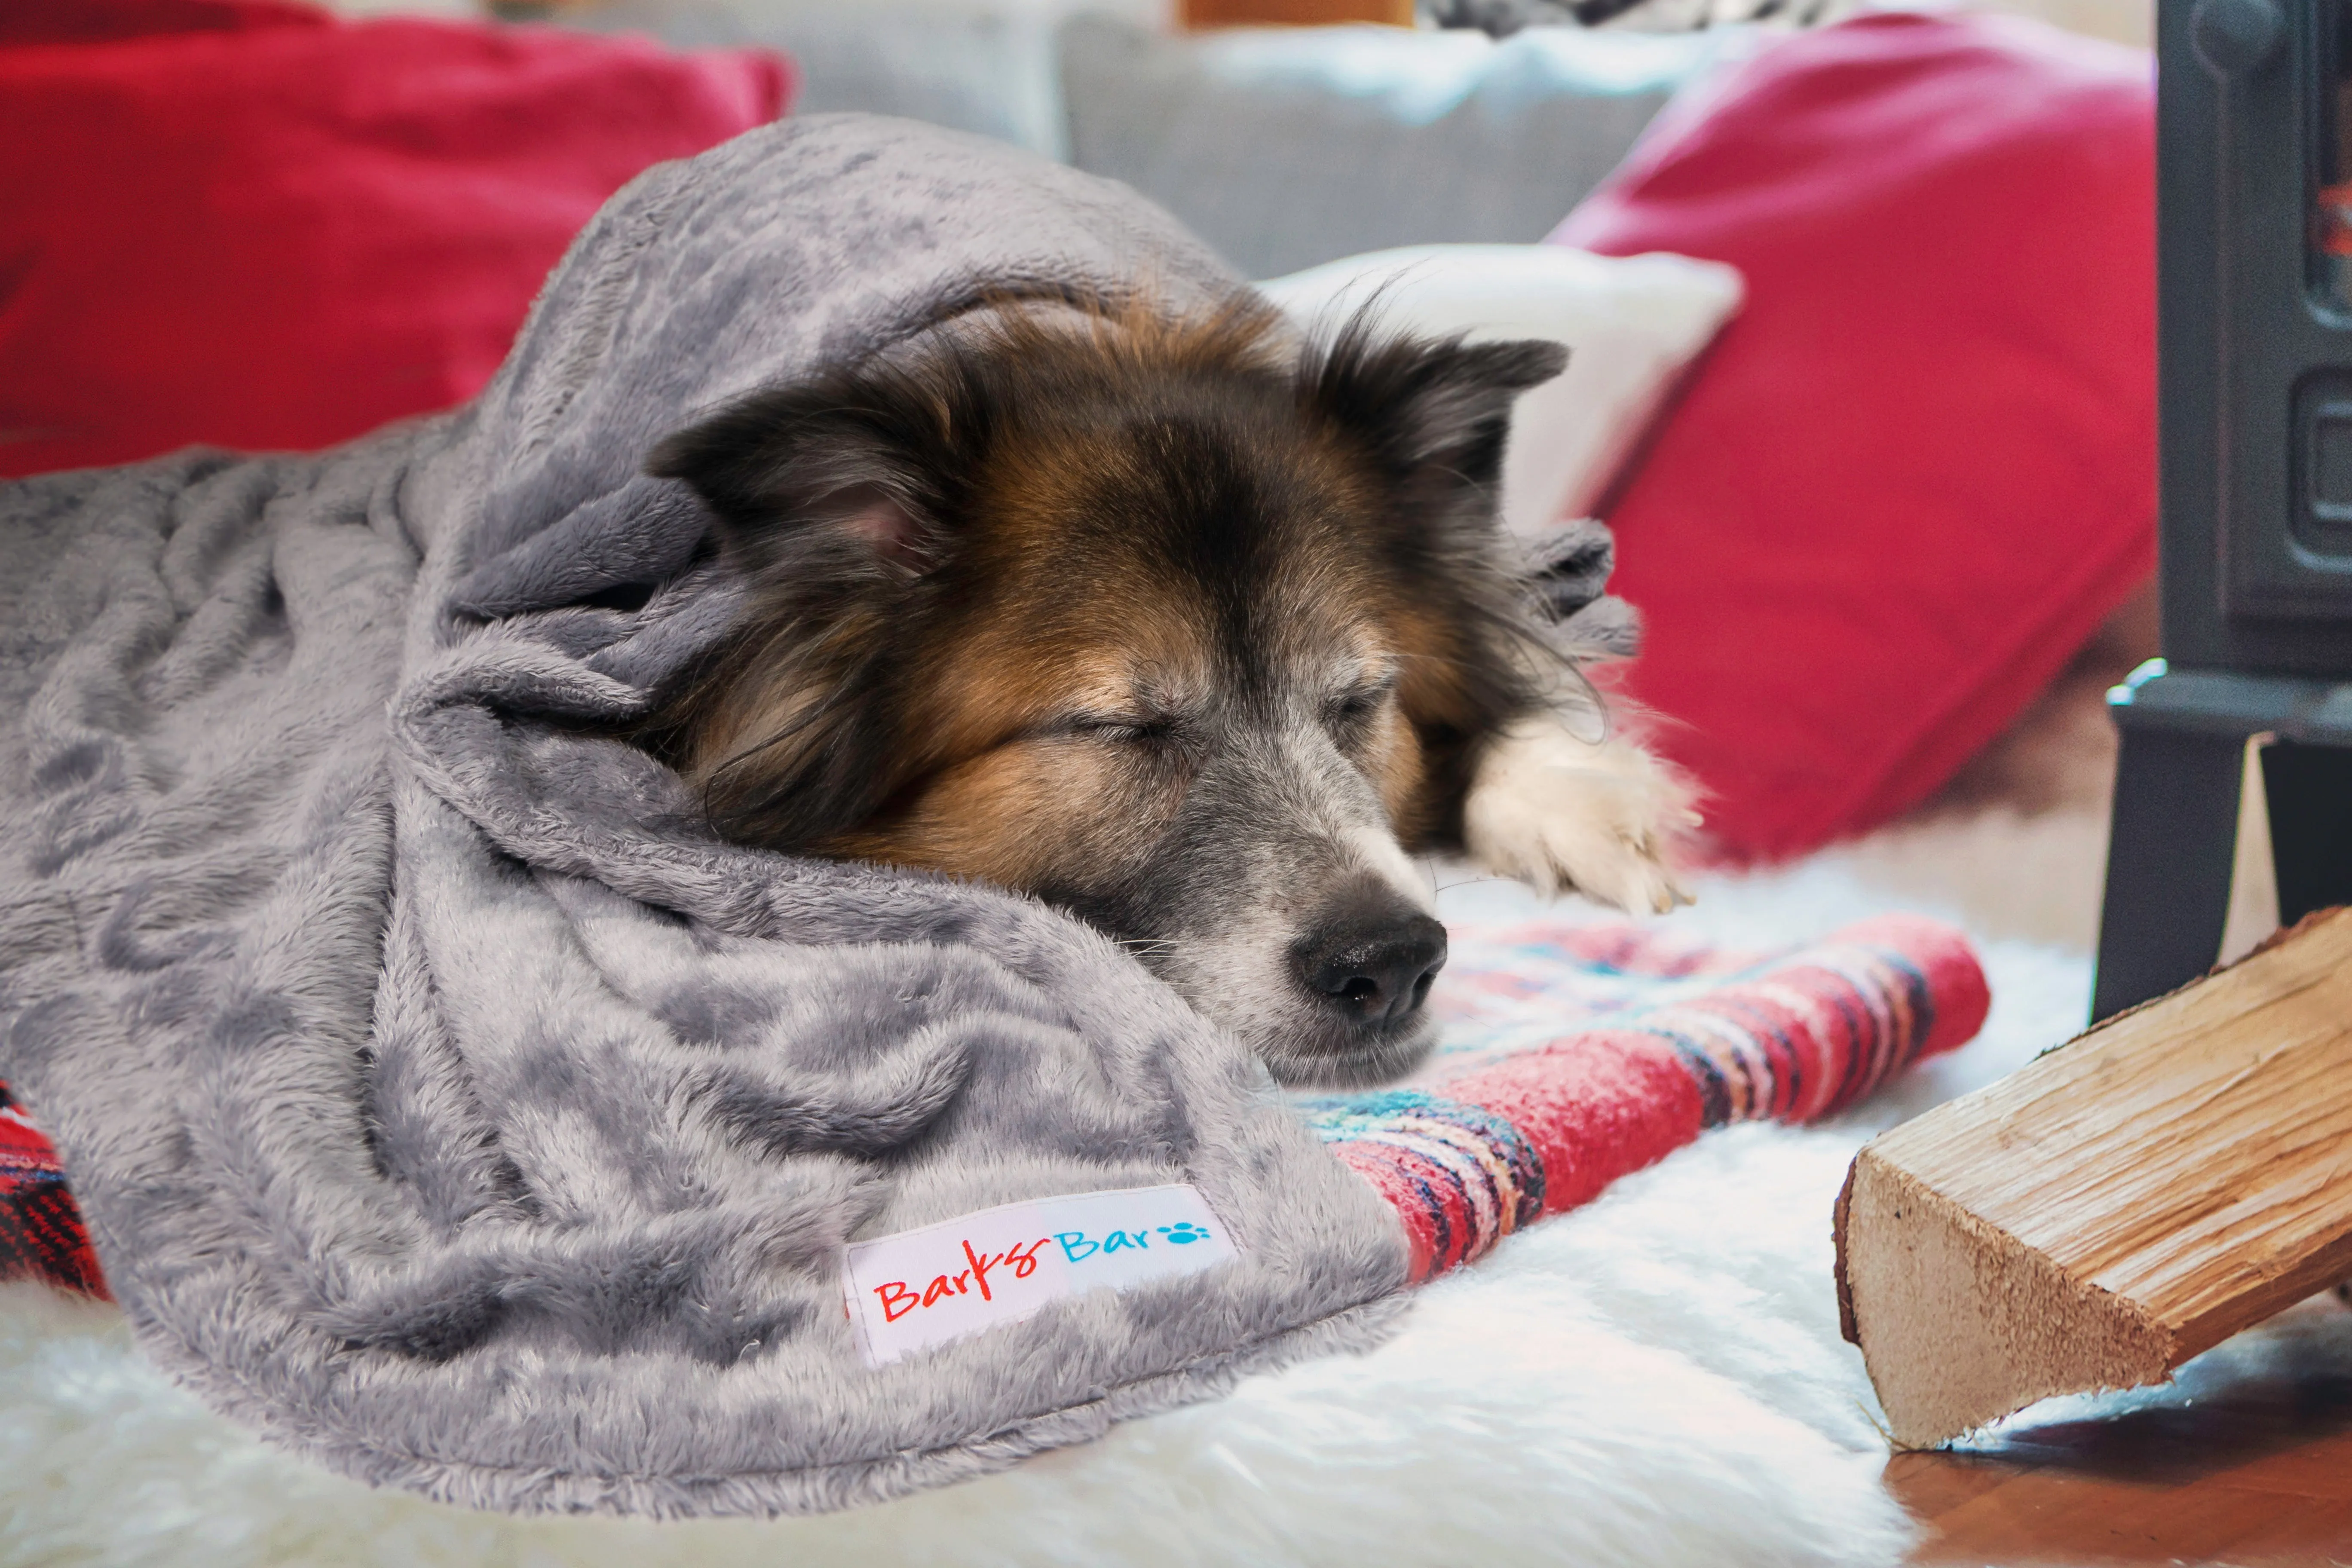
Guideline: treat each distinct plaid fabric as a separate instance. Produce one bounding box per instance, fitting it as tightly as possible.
[0,1081,107,1298]
[1303,914,1988,1282]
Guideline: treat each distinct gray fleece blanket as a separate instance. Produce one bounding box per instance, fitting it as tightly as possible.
[0,116,1411,1518]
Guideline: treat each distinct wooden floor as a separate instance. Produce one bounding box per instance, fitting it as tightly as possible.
[1890,1296,2352,1565]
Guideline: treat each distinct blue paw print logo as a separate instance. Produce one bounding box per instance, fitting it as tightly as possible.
[1157,1222,1210,1245]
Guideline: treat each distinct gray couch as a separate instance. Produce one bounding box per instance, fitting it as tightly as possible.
[559,2,1740,276]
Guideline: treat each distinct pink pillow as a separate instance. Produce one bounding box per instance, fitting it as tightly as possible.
[1553,12,2155,863]
[0,3,791,479]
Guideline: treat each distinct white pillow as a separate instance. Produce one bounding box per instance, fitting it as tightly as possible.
[1254,244,1744,540]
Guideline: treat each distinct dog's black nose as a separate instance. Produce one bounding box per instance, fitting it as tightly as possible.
[1292,901,1448,1030]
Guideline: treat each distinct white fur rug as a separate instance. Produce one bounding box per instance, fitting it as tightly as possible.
[0,815,2115,1568]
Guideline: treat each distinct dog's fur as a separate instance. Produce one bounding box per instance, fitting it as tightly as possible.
[642,296,1689,1086]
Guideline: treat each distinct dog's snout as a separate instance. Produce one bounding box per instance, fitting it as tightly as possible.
[1292,902,1447,1031]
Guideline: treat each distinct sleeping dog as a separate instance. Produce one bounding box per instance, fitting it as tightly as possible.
[640,295,1691,1087]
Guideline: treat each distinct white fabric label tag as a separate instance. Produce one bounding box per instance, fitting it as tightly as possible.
[842,1183,1240,1366]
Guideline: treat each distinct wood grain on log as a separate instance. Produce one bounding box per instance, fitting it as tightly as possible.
[1835,906,2352,1448]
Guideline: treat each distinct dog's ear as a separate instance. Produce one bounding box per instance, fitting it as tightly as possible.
[646,362,982,578]
[640,358,990,850]
[1302,321,1569,851]
[1304,318,1566,510]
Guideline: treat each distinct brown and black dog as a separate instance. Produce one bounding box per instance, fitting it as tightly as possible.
[641,295,1689,1087]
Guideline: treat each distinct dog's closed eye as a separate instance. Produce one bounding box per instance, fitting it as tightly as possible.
[1057,713,1177,745]
[1322,670,1400,733]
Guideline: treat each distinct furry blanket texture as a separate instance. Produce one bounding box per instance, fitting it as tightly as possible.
[0,847,2107,1568]
[0,115,1425,1518]
[1,909,1987,1298]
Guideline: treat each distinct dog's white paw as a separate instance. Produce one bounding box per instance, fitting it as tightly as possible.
[1461,717,1697,915]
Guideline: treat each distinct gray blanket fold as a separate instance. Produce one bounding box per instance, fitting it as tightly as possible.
[0,116,1410,1517]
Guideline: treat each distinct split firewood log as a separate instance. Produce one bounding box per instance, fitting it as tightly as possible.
[1835,905,2352,1448]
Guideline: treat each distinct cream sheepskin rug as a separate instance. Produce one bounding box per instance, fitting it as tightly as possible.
[0,815,2117,1568]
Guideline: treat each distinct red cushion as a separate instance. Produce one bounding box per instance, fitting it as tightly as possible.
[1553,12,2155,863]
[0,0,327,46]
[0,8,791,479]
